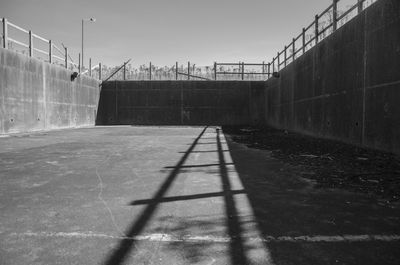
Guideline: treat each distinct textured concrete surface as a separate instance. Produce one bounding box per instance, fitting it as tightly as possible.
[1,126,400,265]
[96,81,265,126]
[265,0,400,154]
[0,47,100,135]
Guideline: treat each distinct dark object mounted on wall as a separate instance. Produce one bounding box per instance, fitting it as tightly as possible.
[71,72,79,81]
[272,72,280,78]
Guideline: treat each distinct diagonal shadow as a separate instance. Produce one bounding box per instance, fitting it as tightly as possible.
[129,190,246,205]
[103,126,208,265]
[163,163,233,169]
[216,128,249,265]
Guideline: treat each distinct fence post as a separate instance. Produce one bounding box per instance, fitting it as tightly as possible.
[302,27,306,54]
[149,62,152,80]
[214,62,217,80]
[262,61,265,76]
[78,53,81,73]
[358,0,363,14]
[241,62,244,80]
[267,63,271,78]
[187,61,190,80]
[99,63,102,80]
[175,62,178,80]
[49,40,52,63]
[64,47,68,69]
[2,18,7,49]
[89,58,92,76]
[272,58,275,73]
[315,15,319,45]
[292,38,296,62]
[277,52,280,71]
[284,46,287,67]
[123,62,126,80]
[333,0,338,31]
[28,30,33,57]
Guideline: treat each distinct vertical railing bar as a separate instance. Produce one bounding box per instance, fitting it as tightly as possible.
[175,62,178,80]
[29,30,33,57]
[64,47,68,69]
[315,15,319,45]
[333,0,338,31]
[49,40,52,63]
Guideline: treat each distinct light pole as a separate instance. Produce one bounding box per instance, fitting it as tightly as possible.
[81,18,96,70]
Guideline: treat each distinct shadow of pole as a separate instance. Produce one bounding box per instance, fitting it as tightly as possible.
[103,126,208,265]
[216,128,249,265]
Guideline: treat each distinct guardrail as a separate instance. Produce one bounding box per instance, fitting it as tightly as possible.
[1,17,100,78]
[213,62,272,80]
[268,0,377,74]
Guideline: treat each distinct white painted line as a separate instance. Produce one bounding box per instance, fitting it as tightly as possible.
[11,231,400,243]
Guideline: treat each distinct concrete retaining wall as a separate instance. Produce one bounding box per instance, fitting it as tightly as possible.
[265,0,400,154]
[96,81,265,126]
[0,48,100,134]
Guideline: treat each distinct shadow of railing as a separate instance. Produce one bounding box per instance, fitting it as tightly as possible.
[103,126,208,264]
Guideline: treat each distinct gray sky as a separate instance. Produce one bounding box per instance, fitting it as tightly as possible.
[1,0,336,67]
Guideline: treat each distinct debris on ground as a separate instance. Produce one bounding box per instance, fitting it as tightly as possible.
[223,126,400,203]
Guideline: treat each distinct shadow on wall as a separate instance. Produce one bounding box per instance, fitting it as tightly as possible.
[95,81,266,126]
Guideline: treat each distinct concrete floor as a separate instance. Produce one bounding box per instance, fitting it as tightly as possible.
[0,126,399,265]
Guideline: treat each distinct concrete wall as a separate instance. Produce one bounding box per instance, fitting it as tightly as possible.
[0,48,100,134]
[96,81,265,126]
[265,0,400,154]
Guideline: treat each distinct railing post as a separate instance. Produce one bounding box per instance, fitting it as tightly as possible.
[277,52,280,71]
[89,58,92,77]
[241,62,244,80]
[315,15,319,45]
[187,61,190,80]
[29,30,33,57]
[64,47,68,69]
[358,0,363,14]
[175,62,178,80]
[99,63,102,80]
[284,46,287,67]
[302,27,306,54]
[2,18,8,49]
[149,62,152,80]
[262,61,265,76]
[49,40,52,63]
[214,62,217,80]
[333,0,338,31]
[292,38,296,62]
[123,62,126,80]
[267,62,271,79]
[272,58,275,73]
[78,53,81,73]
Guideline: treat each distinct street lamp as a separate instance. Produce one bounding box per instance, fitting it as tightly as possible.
[81,18,96,70]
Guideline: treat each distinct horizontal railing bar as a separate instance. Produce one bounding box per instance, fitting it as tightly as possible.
[32,33,49,43]
[319,3,333,17]
[304,37,315,47]
[337,2,358,21]
[294,32,302,42]
[318,22,334,35]
[177,72,210,80]
[7,21,29,34]
[53,44,64,55]
[8,38,29,48]
[33,47,48,55]
[216,72,270,75]
[216,63,241,66]
[52,55,64,61]
[304,21,314,32]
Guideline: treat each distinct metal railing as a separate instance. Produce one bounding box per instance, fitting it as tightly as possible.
[213,62,273,80]
[1,17,100,78]
[268,0,377,75]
